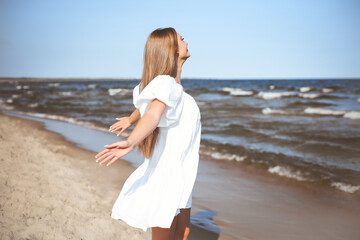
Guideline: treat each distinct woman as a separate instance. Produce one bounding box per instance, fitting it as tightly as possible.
[95,27,201,240]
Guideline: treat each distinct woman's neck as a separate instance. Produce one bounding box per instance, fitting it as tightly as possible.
[175,59,185,85]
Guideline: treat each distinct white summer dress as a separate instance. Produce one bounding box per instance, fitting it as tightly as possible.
[111,75,202,231]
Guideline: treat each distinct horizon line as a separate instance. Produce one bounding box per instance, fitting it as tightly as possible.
[1,76,360,81]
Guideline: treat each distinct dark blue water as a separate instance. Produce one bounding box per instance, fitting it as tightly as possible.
[1,78,359,193]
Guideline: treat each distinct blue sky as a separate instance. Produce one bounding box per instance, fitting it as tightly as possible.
[0,0,359,79]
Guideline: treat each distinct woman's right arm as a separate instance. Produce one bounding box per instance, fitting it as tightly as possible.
[126,99,165,147]
[95,99,166,166]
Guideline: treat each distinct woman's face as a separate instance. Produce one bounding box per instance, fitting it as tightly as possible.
[177,32,190,60]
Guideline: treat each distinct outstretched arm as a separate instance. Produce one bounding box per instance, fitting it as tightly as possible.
[95,99,166,166]
[109,108,141,136]
[126,100,165,147]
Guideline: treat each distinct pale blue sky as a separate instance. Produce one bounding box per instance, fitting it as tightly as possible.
[0,0,359,79]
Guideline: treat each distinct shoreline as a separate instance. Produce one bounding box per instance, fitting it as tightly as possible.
[1,111,360,239]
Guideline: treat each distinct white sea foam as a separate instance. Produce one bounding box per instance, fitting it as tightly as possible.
[11,94,21,99]
[6,99,13,103]
[211,152,246,162]
[108,88,132,96]
[15,111,106,131]
[26,91,34,95]
[0,100,14,110]
[343,111,360,120]
[29,103,39,108]
[331,182,360,193]
[304,107,346,116]
[298,93,322,99]
[268,166,308,181]
[269,85,276,90]
[88,84,96,89]
[48,83,60,87]
[258,91,327,100]
[322,88,334,93]
[304,107,360,120]
[58,91,73,96]
[262,107,289,115]
[257,91,297,100]
[15,85,30,90]
[223,87,254,96]
[299,86,312,92]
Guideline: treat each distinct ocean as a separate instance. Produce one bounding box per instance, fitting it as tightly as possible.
[1,78,359,194]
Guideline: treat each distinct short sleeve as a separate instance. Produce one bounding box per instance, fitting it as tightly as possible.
[133,75,184,128]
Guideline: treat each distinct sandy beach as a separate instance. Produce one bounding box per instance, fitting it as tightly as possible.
[1,111,360,240]
[0,113,151,239]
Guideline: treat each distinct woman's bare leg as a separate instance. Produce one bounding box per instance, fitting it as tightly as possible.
[174,208,191,240]
[152,215,178,240]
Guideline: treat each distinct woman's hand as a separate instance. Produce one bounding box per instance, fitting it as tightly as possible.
[109,117,132,136]
[95,140,134,166]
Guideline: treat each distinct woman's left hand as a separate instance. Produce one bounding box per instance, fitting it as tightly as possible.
[95,141,134,166]
[109,116,132,136]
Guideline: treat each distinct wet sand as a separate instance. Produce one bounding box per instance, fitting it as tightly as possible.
[194,158,360,239]
[1,112,360,240]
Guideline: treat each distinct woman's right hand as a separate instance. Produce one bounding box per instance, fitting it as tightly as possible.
[95,140,134,166]
[109,117,132,136]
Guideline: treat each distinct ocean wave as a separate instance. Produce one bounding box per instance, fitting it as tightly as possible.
[304,108,360,120]
[222,87,254,96]
[257,91,340,100]
[299,86,314,92]
[322,88,334,93]
[48,83,60,87]
[15,85,30,90]
[298,93,322,99]
[304,107,346,116]
[11,94,21,99]
[268,166,309,181]
[330,182,360,193]
[58,91,73,96]
[210,152,246,162]
[108,88,132,96]
[29,103,39,108]
[88,84,96,89]
[199,147,247,162]
[268,85,276,90]
[262,107,360,121]
[257,91,298,100]
[343,111,360,120]
[0,100,14,110]
[262,107,290,115]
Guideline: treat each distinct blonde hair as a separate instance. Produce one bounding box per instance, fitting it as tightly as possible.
[138,27,179,158]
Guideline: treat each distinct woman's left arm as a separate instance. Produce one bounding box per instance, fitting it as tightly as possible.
[109,108,140,136]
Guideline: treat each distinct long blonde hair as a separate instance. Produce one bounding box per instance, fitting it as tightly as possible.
[138,27,179,158]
